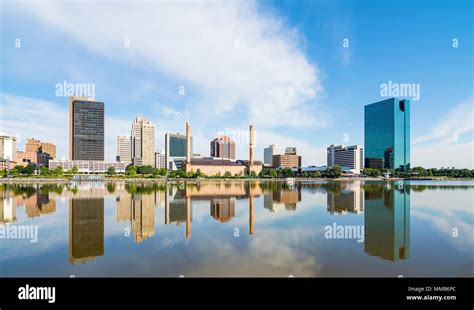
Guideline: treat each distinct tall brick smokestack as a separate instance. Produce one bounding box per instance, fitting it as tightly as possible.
[186,122,191,164]
[249,125,254,173]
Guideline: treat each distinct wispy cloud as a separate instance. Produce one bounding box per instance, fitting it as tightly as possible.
[411,98,474,168]
[11,0,324,129]
[412,98,474,145]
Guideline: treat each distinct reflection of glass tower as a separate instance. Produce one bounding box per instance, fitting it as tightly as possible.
[210,198,236,223]
[69,198,104,264]
[364,187,410,261]
[165,187,191,225]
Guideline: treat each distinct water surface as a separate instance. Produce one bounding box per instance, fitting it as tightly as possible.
[0,180,473,277]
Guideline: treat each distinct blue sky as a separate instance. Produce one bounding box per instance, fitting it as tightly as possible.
[0,0,472,168]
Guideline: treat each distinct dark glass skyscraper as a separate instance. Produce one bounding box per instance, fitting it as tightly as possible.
[364,98,410,170]
[69,97,104,160]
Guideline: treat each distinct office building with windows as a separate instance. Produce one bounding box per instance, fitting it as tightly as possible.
[263,144,284,167]
[165,132,192,170]
[364,98,410,170]
[210,136,235,160]
[116,135,132,163]
[131,117,155,166]
[69,96,104,161]
[327,144,364,172]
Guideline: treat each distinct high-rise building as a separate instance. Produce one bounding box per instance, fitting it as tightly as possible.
[155,150,166,169]
[116,136,131,162]
[264,144,284,167]
[327,144,364,171]
[131,117,155,166]
[165,132,192,170]
[25,138,56,160]
[364,98,410,170]
[0,133,16,162]
[210,136,235,159]
[69,96,104,161]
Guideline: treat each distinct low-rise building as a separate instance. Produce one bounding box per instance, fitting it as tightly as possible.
[49,160,128,173]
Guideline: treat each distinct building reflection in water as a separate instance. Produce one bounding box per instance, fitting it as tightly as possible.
[69,198,104,264]
[263,184,301,212]
[116,192,157,243]
[0,194,16,223]
[364,185,410,261]
[210,198,236,223]
[327,181,364,215]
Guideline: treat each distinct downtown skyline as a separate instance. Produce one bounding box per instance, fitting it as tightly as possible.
[0,0,472,168]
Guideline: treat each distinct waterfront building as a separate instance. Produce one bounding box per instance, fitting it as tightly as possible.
[69,96,104,160]
[155,150,166,169]
[210,136,235,159]
[26,138,56,160]
[263,144,284,167]
[184,123,262,176]
[0,132,16,162]
[49,160,128,173]
[364,98,410,170]
[131,117,155,166]
[116,135,131,163]
[327,144,364,172]
[272,154,301,169]
[165,132,192,170]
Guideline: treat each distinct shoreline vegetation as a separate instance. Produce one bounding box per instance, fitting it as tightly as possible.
[1,164,473,182]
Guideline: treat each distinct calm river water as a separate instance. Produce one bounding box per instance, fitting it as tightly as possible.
[0,180,472,277]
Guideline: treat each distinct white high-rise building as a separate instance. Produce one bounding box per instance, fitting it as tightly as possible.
[155,150,166,169]
[327,144,364,172]
[116,136,131,162]
[131,117,155,166]
[0,133,17,162]
[264,144,284,167]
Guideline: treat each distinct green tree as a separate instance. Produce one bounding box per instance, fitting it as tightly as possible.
[24,164,36,176]
[249,171,257,178]
[126,165,137,177]
[107,166,116,176]
[40,166,51,176]
[53,166,63,176]
[158,168,168,177]
[68,166,78,174]
[325,166,342,178]
[137,165,153,175]
[269,169,278,178]
[223,171,232,178]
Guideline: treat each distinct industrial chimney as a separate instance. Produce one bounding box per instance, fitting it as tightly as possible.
[249,125,254,173]
[186,122,191,165]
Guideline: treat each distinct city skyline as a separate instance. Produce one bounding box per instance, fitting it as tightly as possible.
[0,1,472,168]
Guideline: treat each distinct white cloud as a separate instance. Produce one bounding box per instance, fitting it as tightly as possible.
[0,93,130,161]
[12,0,323,129]
[412,98,474,145]
[411,98,474,168]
